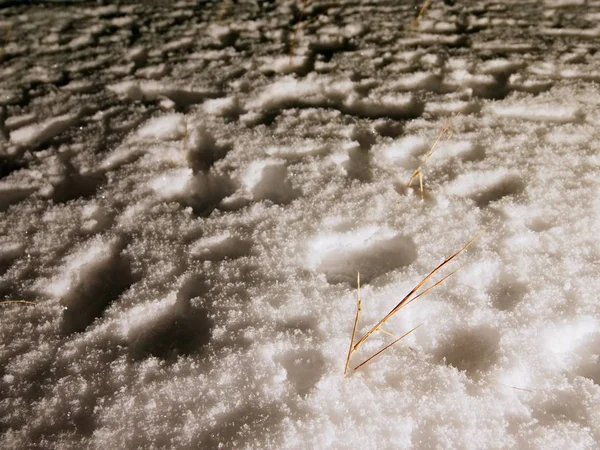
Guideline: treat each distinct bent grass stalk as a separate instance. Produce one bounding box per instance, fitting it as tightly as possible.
[217,0,234,21]
[407,108,464,198]
[411,0,432,31]
[1,300,36,306]
[345,233,479,374]
[0,24,11,60]
[353,324,423,372]
[289,0,309,60]
[344,272,362,376]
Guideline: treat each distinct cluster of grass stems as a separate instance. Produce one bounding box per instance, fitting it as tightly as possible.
[407,107,464,198]
[343,106,475,374]
[345,233,479,375]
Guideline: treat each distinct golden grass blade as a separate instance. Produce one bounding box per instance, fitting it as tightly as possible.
[344,272,362,376]
[354,323,423,372]
[353,233,479,353]
[411,0,432,31]
[403,266,462,309]
[407,168,421,191]
[289,0,310,59]
[377,328,398,338]
[407,127,449,193]
[217,0,234,20]
[1,300,36,305]
[407,109,462,197]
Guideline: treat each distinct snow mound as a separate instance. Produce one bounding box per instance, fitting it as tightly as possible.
[307,227,417,286]
[490,104,583,123]
[9,113,81,148]
[40,237,133,334]
[241,159,299,204]
[137,114,186,141]
[446,169,525,206]
[190,233,251,260]
[149,169,233,214]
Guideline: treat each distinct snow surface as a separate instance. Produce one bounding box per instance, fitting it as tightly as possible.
[1,0,600,449]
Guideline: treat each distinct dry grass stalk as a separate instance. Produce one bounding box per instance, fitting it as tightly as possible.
[345,233,479,374]
[407,108,463,198]
[289,0,310,59]
[401,266,461,309]
[411,0,432,31]
[182,118,189,153]
[353,233,479,352]
[217,0,234,21]
[344,272,362,376]
[0,24,11,60]
[377,327,398,338]
[1,300,36,306]
[353,324,423,372]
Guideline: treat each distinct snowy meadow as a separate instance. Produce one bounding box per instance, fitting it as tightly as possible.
[1,0,600,448]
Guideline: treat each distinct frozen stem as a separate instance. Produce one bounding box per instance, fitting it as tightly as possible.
[353,233,480,354]
[289,0,309,60]
[354,324,423,372]
[344,272,362,376]
[1,300,36,306]
[408,108,464,198]
[411,0,432,31]
[344,233,479,374]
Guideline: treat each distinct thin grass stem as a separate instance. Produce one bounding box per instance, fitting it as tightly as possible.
[354,324,423,372]
[353,233,479,353]
[411,0,432,31]
[1,300,36,306]
[344,272,362,376]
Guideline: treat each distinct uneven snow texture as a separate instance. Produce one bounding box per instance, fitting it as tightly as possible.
[1,0,600,449]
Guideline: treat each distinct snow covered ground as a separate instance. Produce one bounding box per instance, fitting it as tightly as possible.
[1,0,600,448]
